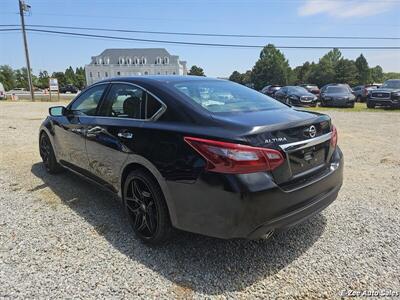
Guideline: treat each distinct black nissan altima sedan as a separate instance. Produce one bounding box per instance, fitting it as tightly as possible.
[39,76,343,245]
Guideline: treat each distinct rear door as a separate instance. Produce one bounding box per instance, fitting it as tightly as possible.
[85,82,149,189]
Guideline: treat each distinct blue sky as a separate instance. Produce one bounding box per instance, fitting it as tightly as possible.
[1,0,399,77]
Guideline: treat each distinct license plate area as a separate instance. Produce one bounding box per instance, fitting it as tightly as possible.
[288,144,326,176]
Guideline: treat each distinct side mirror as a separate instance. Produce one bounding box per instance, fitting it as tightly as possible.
[49,106,66,116]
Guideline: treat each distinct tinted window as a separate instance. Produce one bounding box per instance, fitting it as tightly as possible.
[172,80,286,113]
[70,84,107,116]
[288,86,308,93]
[382,80,400,89]
[101,83,145,119]
[146,93,163,118]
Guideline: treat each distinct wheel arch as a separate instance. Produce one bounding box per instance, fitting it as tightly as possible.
[119,159,178,227]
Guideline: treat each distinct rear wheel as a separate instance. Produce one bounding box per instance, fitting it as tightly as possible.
[367,101,375,109]
[39,133,63,174]
[123,170,172,245]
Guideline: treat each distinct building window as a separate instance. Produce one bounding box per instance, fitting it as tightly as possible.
[144,71,149,75]
[163,57,169,64]
[118,57,125,65]
[156,57,162,64]
[89,72,93,77]
[117,71,121,76]
[97,72,100,78]
[126,57,132,65]
[134,56,140,65]
[96,58,102,65]
[141,57,147,64]
[105,72,108,77]
[165,71,168,75]
[104,57,110,64]
[157,72,160,75]
[172,72,176,75]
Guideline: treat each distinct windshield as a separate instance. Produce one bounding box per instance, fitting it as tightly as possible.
[382,80,400,89]
[288,86,308,93]
[172,80,287,113]
[326,86,349,93]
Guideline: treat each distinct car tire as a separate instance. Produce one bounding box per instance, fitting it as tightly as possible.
[356,96,361,103]
[367,101,375,109]
[39,132,63,174]
[349,102,355,108]
[123,170,172,245]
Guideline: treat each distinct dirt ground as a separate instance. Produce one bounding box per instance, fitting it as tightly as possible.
[0,101,399,299]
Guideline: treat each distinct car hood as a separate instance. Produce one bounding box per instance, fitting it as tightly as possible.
[372,88,400,93]
[289,91,316,97]
[325,92,352,98]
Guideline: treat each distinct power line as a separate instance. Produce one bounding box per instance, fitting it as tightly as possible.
[20,28,400,50]
[1,24,400,40]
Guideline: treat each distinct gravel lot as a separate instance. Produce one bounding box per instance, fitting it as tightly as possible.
[1,102,399,299]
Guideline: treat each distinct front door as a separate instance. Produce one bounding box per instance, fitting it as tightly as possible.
[53,83,108,172]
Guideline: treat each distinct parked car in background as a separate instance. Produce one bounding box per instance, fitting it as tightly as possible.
[0,82,6,100]
[352,85,379,102]
[274,86,318,106]
[261,85,282,98]
[367,79,400,109]
[59,84,79,94]
[39,76,343,245]
[320,84,356,107]
[299,84,320,98]
[320,83,352,95]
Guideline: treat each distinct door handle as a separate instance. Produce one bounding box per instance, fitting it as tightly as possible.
[117,131,134,139]
[87,126,105,137]
[71,127,84,134]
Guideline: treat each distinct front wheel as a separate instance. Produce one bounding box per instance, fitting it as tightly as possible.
[39,133,63,174]
[123,170,172,245]
[367,101,375,109]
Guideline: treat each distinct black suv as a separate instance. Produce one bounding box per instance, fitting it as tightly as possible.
[60,84,79,94]
[39,76,343,245]
[367,79,400,108]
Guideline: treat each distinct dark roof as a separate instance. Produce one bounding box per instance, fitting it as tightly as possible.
[91,48,179,64]
[95,75,221,85]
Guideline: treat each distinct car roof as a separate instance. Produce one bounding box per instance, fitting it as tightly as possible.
[96,75,223,85]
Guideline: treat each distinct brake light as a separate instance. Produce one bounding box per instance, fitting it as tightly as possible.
[331,125,338,148]
[184,136,284,174]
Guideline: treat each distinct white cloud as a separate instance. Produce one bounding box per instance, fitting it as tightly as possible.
[298,0,397,18]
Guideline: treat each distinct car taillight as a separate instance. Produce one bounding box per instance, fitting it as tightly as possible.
[184,136,284,174]
[330,125,338,148]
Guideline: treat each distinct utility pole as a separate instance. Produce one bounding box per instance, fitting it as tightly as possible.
[18,0,34,101]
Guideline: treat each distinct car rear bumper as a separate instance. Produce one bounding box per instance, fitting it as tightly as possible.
[167,147,343,239]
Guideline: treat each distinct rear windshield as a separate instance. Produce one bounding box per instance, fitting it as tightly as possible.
[288,86,308,93]
[382,80,400,89]
[172,80,286,113]
[326,86,349,93]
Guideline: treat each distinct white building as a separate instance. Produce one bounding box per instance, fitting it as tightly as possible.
[85,48,187,85]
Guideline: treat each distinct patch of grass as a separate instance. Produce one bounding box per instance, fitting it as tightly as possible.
[304,102,400,113]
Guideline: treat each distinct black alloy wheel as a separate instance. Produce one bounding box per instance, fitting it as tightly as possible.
[123,170,172,244]
[39,133,63,173]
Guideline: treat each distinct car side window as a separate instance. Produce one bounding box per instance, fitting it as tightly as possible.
[70,84,107,116]
[101,83,145,119]
[146,93,163,119]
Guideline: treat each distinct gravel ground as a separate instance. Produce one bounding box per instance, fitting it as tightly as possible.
[1,102,399,299]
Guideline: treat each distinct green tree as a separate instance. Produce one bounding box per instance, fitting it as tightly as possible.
[250,44,292,90]
[51,71,66,87]
[324,48,342,67]
[229,71,243,83]
[14,68,29,89]
[64,66,75,85]
[188,65,205,76]
[335,59,358,86]
[383,72,400,81]
[75,67,86,89]
[0,65,16,90]
[37,70,49,89]
[355,54,371,84]
[370,66,384,83]
[308,56,336,87]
